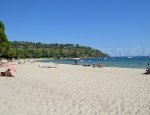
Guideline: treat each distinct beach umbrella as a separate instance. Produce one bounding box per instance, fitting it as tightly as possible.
[0,63,3,67]
[1,63,16,72]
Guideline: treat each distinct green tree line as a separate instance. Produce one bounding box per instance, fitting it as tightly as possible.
[8,41,109,59]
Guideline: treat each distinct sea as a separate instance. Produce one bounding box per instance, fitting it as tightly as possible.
[39,56,150,69]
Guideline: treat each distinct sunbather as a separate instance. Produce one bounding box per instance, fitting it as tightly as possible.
[0,69,14,77]
[143,68,150,75]
[39,63,57,68]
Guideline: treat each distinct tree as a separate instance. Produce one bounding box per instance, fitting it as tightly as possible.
[0,20,10,58]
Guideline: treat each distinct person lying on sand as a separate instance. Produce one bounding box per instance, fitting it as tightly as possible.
[38,62,58,68]
[92,63,104,68]
[39,64,57,68]
[143,68,150,75]
[0,69,14,77]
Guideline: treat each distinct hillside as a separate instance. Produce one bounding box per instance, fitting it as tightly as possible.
[9,41,109,59]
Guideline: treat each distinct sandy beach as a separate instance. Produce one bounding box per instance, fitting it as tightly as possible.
[0,61,150,115]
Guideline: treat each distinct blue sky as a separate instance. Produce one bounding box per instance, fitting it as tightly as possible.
[0,0,150,56]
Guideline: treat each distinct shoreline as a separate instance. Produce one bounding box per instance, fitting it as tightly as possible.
[1,56,149,69]
[1,58,148,70]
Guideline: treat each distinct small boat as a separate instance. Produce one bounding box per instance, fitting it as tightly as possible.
[104,58,107,60]
[113,58,116,60]
[80,60,84,62]
[127,56,133,59]
[88,60,93,63]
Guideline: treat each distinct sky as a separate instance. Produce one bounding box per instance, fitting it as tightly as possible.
[0,0,150,56]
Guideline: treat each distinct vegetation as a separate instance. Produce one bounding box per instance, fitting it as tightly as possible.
[0,21,10,58]
[9,41,109,59]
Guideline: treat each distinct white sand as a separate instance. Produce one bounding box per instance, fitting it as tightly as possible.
[0,62,150,115]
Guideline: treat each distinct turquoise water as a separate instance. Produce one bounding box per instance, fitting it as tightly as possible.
[39,56,150,69]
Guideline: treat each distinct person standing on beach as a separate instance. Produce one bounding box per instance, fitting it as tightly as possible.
[74,60,78,65]
[148,62,150,67]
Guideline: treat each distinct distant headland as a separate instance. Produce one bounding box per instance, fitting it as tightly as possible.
[8,41,109,59]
